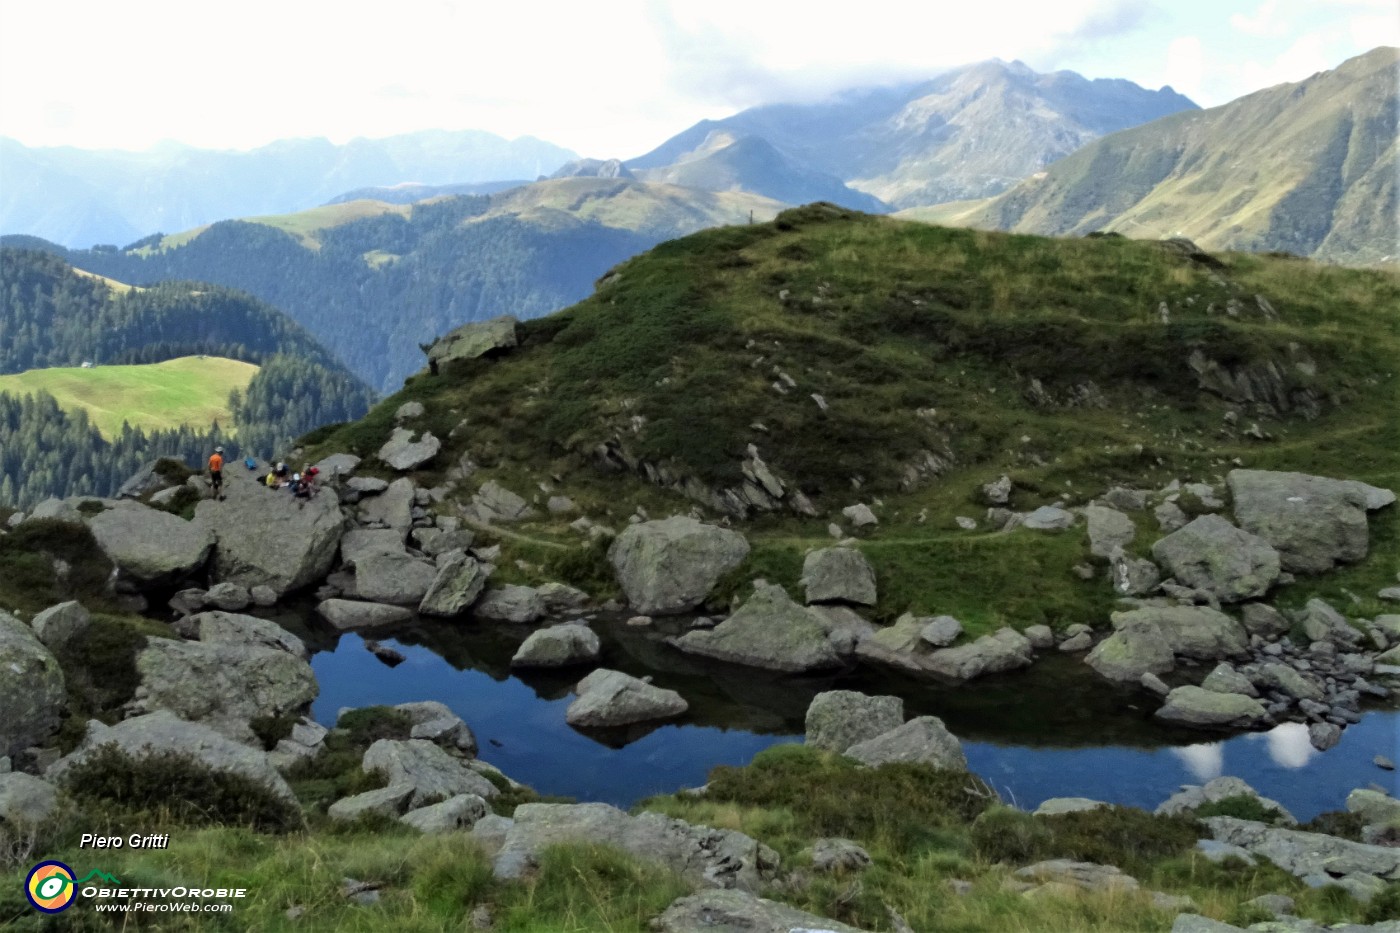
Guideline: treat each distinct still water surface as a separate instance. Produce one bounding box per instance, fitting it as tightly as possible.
[295,614,1399,820]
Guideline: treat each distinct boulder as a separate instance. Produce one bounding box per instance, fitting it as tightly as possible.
[88,503,214,584]
[810,838,872,874]
[27,497,83,523]
[511,624,601,667]
[354,552,439,606]
[654,889,867,933]
[491,802,778,891]
[1014,859,1138,892]
[30,601,91,652]
[195,479,345,597]
[393,701,477,755]
[340,528,409,566]
[133,639,317,743]
[474,585,546,623]
[804,691,904,754]
[982,475,1012,506]
[0,612,66,757]
[1156,776,1295,824]
[1110,549,1162,596]
[328,784,415,822]
[1109,606,1248,660]
[355,478,415,539]
[1200,663,1258,697]
[425,315,519,372]
[1085,505,1136,558]
[313,453,360,478]
[470,480,530,522]
[411,527,476,559]
[1347,789,1400,827]
[187,610,308,660]
[537,582,590,614]
[1227,469,1395,574]
[377,428,441,471]
[1154,686,1270,729]
[924,627,1033,680]
[1240,603,1290,639]
[1034,798,1109,816]
[672,583,842,673]
[1023,624,1055,650]
[608,516,749,615]
[0,772,59,825]
[841,503,878,528]
[400,793,489,833]
[844,716,967,771]
[362,739,497,807]
[47,711,295,801]
[1023,506,1075,531]
[1151,515,1280,603]
[1204,815,1400,883]
[316,599,413,631]
[920,615,964,647]
[419,551,492,617]
[1254,663,1324,702]
[565,668,688,727]
[1296,598,1363,646]
[203,581,251,611]
[801,547,877,606]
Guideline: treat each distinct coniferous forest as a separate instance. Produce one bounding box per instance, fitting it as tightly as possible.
[0,249,376,507]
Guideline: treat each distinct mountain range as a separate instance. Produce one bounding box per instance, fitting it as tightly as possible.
[958,46,1399,265]
[0,130,577,248]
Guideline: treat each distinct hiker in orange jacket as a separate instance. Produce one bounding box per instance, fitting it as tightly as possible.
[208,446,225,500]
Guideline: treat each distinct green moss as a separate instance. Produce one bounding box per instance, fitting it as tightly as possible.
[1194,794,1288,825]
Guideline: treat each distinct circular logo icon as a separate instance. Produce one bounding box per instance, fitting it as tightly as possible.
[25,861,77,913]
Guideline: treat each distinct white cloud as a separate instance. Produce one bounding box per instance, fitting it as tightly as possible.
[1163,36,1206,99]
[1171,742,1224,782]
[1231,0,1288,38]
[1263,722,1316,769]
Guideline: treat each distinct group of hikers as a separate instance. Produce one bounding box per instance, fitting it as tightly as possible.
[205,446,320,501]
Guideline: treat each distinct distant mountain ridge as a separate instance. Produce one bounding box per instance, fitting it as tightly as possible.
[963,47,1399,265]
[629,59,1197,209]
[1,130,577,248]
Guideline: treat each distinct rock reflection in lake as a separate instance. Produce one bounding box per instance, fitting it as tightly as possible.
[302,612,1400,818]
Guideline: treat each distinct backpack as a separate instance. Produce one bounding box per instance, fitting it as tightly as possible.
[244,457,257,470]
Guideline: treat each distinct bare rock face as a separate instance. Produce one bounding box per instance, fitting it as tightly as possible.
[608,516,749,615]
[0,612,66,757]
[88,502,214,585]
[425,315,518,373]
[1151,514,1280,603]
[801,547,877,606]
[565,669,688,727]
[195,479,346,598]
[1227,469,1395,574]
[377,428,441,471]
[672,583,842,673]
[804,691,904,754]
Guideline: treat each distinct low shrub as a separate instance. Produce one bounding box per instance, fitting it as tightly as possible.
[1195,794,1287,825]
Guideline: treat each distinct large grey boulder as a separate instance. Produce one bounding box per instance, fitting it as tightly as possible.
[1200,663,1259,698]
[474,585,546,623]
[844,716,967,771]
[418,551,492,617]
[355,478,415,540]
[0,772,59,826]
[30,601,91,652]
[88,503,214,584]
[1204,815,1400,882]
[0,612,66,757]
[47,711,295,801]
[354,552,439,605]
[608,516,749,615]
[511,624,601,668]
[672,583,842,673]
[801,547,877,606]
[185,610,307,660]
[1154,686,1270,729]
[1157,776,1296,824]
[328,784,415,822]
[400,793,489,833]
[377,428,441,471]
[425,315,518,372]
[1151,514,1280,603]
[1227,469,1395,574]
[1085,505,1136,558]
[1296,598,1363,647]
[316,599,413,631]
[565,669,688,727]
[340,528,409,566]
[923,627,1033,681]
[195,479,346,597]
[313,453,360,478]
[470,480,531,522]
[1240,603,1290,639]
[654,889,867,933]
[1086,619,1174,683]
[804,691,904,754]
[490,802,778,891]
[392,701,478,755]
[1110,606,1248,660]
[133,639,317,743]
[1023,506,1075,531]
[362,739,497,807]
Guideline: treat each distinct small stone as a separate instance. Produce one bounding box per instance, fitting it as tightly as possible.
[627,615,652,627]
[1376,755,1396,771]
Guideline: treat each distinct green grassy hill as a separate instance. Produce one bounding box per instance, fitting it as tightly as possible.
[303,204,1400,630]
[964,47,1399,266]
[0,356,256,438]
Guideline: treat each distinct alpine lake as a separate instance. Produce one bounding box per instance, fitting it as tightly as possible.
[260,604,1399,820]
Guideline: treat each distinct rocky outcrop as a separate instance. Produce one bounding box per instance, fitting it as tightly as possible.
[844,716,968,771]
[354,552,439,605]
[468,481,531,523]
[1227,470,1395,574]
[1156,776,1295,824]
[804,691,904,754]
[608,516,749,615]
[185,611,308,661]
[355,478,415,540]
[922,627,1033,680]
[474,585,546,623]
[1085,505,1136,559]
[30,601,91,653]
[328,784,415,822]
[0,611,66,757]
[196,479,346,597]
[48,711,296,802]
[425,315,518,372]
[485,802,779,891]
[565,669,688,727]
[133,638,318,743]
[801,547,877,606]
[316,599,413,631]
[654,889,867,933]
[1151,515,1280,603]
[1086,618,1174,683]
[672,583,842,673]
[1111,606,1248,660]
[362,739,496,807]
[1154,686,1270,729]
[392,701,478,755]
[1204,815,1400,888]
[511,624,601,667]
[88,502,214,584]
[418,551,492,617]
[1023,506,1075,531]
[377,428,441,471]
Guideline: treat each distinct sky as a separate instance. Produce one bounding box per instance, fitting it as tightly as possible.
[0,0,1395,159]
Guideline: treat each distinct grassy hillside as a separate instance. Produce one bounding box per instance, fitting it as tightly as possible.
[303,204,1400,630]
[965,47,1399,265]
[0,356,256,437]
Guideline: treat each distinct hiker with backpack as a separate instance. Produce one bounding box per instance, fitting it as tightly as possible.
[207,446,225,500]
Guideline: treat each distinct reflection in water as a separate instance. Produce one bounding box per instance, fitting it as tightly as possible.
[1258,722,1318,769]
[1170,742,1223,782]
